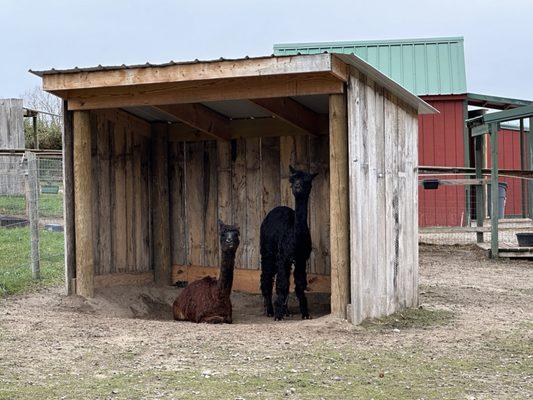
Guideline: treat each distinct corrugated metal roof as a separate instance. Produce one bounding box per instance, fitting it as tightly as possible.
[274,37,467,96]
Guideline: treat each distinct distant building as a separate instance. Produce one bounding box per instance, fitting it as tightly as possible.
[274,37,531,226]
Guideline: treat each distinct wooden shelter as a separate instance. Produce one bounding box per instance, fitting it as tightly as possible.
[32,53,436,323]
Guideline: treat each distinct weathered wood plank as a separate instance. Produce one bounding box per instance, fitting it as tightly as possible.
[125,128,136,271]
[217,141,232,224]
[204,141,219,266]
[185,141,205,266]
[260,137,280,219]
[151,123,171,285]
[113,121,127,272]
[133,131,144,271]
[309,135,330,276]
[73,111,94,297]
[279,136,296,209]
[169,142,187,265]
[171,265,331,294]
[245,138,261,270]
[232,138,247,269]
[329,93,350,319]
[89,112,100,275]
[62,102,76,294]
[66,74,345,111]
[139,135,151,271]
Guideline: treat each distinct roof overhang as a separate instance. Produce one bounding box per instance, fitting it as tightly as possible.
[467,92,532,110]
[31,53,436,115]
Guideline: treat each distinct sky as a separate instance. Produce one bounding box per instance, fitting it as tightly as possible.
[1,0,532,100]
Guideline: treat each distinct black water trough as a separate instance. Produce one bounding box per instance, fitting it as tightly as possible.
[0,215,29,228]
[516,233,533,247]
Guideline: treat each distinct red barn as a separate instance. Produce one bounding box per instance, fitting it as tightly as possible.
[274,37,531,226]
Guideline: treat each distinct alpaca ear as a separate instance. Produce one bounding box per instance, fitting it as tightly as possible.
[289,165,296,174]
[218,219,226,233]
[311,172,319,179]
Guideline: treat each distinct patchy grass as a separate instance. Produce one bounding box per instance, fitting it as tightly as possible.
[0,193,63,218]
[360,306,455,331]
[0,327,530,400]
[0,226,64,296]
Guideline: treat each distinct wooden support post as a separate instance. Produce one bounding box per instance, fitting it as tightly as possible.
[32,115,38,149]
[151,123,171,285]
[529,117,533,218]
[490,123,499,258]
[463,100,471,225]
[329,93,350,318]
[26,151,40,280]
[474,133,484,243]
[62,102,76,294]
[519,118,527,218]
[73,111,94,297]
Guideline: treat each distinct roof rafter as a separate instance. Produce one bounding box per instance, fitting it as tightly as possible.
[154,104,231,141]
[249,97,322,136]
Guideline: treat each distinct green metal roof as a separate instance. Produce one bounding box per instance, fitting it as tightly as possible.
[274,37,467,96]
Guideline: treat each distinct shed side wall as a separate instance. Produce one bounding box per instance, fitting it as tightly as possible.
[348,69,418,324]
[0,99,25,195]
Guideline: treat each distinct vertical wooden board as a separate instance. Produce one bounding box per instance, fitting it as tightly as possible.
[125,128,136,271]
[364,78,379,319]
[185,142,205,266]
[373,84,387,316]
[113,122,127,272]
[169,142,187,266]
[96,112,112,275]
[232,138,247,269]
[279,136,296,208]
[62,103,76,294]
[397,102,408,308]
[133,131,145,271]
[204,141,219,267]
[260,137,280,219]
[294,136,310,170]
[384,91,399,315]
[348,71,364,324]
[412,112,419,307]
[309,135,330,276]
[140,135,151,270]
[90,112,100,275]
[245,137,261,270]
[217,141,232,225]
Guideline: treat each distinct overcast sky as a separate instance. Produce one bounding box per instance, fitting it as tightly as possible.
[1,0,532,100]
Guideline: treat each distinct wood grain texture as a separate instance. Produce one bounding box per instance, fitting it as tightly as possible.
[204,141,219,266]
[172,265,331,294]
[260,137,281,219]
[329,93,350,319]
[169,142,187,265]
[232,138,247,269]
[73,111,94,297]
[185,141,205,266]
[151,123,171,285]
[62,103,76,295]
[245,138,261,270]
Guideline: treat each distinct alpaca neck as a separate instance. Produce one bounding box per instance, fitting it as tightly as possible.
[217,250,236,295]
[294,196,310,234]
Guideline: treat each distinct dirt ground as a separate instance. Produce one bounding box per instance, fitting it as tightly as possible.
[0,245,531,399]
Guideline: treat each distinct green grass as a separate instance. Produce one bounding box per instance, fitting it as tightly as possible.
[360,306,455,331]
[0,193,63,218]
[0,226,64,296]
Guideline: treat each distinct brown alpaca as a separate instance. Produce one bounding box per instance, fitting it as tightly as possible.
[173,222,240,324]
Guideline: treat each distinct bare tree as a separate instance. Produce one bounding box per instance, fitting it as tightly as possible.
[21,86,63,149]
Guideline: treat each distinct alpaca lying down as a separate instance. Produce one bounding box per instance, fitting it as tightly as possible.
[173,222,240,324]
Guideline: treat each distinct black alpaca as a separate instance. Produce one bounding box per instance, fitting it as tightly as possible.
[260,165,318,320]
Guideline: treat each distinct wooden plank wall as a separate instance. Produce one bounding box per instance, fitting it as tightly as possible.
[0,99,25,195]
[89,110,152,275]
[168,136,331,274]
[348,68,418,324]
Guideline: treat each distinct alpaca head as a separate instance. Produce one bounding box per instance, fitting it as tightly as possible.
[289,165,318,199]
[218,221,240,253]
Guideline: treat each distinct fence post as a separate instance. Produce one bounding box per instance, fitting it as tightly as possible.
[26,151,40,279]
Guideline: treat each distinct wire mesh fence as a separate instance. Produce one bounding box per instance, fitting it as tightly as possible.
[418,177,533,247]
[0,153,64,295]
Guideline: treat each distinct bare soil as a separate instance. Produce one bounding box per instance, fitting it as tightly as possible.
[0,245,531,399]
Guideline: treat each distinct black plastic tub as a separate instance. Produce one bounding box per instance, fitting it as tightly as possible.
[516,233,533,247]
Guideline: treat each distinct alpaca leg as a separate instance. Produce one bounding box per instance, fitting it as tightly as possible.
[274,261,291,321]
[294,260,310,319]
[260,251,275,317]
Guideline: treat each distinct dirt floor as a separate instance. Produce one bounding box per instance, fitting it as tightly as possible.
[0,245,531,399]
